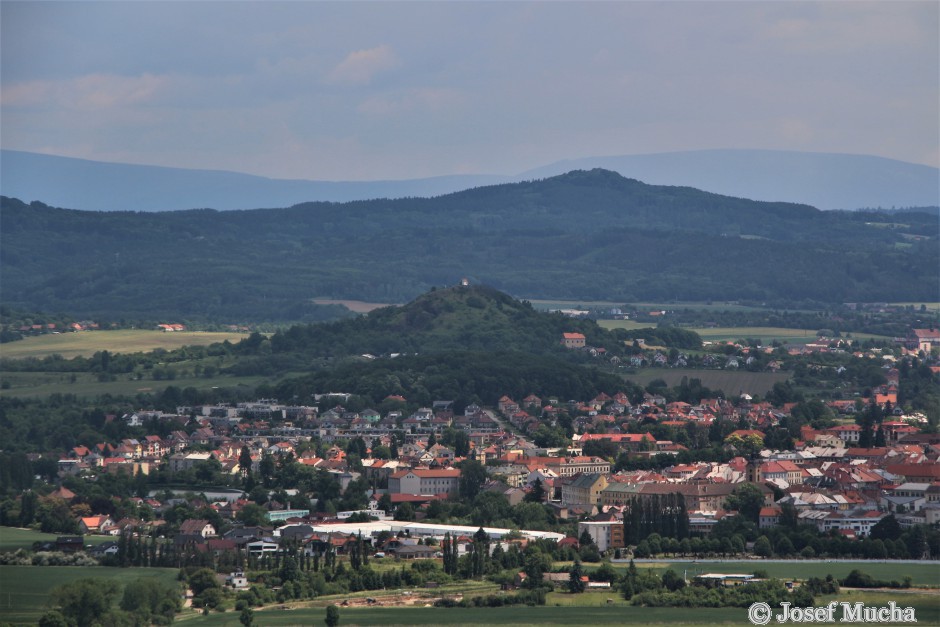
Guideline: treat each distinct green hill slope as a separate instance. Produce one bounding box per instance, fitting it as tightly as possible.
[2,169,936,321]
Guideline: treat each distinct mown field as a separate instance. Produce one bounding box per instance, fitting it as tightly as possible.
[621,368,791,396]
[0,330,249,360]
[0,565,179,625]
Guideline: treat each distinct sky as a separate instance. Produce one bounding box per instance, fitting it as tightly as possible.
[2,1,937,181]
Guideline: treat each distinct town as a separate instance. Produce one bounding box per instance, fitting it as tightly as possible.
[2,314,938,625]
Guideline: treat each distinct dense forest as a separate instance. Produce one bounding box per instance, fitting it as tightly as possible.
[2,169,937,322]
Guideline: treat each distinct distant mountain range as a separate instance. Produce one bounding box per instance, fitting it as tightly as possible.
[2,169,936,321]
[2,148,937,212]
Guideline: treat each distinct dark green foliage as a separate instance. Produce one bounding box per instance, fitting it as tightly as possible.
[120,578,182,624]
[49,578,121,627]
[325,604,340,627]
[840,569,911,589]
[3,171,937,321]
[632,578,811,609]
[623,493,689,546]
[568,559,586,593]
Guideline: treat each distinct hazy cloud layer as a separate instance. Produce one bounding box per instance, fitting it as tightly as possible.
[2,1,936,180]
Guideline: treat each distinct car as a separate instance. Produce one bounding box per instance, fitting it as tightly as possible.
[374,552,385,558]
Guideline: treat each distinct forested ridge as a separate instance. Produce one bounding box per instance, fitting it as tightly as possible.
[2,169,936,322]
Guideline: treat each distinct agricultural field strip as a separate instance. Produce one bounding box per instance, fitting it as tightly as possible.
[0,330,249,359]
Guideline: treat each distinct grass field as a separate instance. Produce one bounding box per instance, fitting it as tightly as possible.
[689,326,892,344]
[0,565,179,625]
[179,590,940,626]
[596,320,658,332]
[599,321,893,345]
[0,330,250,360]
[311,298,398,313]
[635,561,940,587]
[182,604,749,626]
[0,528,115,553]
[621,368,791,396]
[532,300,777,313]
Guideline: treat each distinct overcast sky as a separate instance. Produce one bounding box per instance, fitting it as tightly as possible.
[2,1,937,181]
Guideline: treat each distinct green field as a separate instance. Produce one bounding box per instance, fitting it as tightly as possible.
[183,604,748,626]
[596,320,659,332]
[0,330,250,360]
[534,300,778,313]
[637,561,940,587]
[689,326,891,344]
[0,565,179,625]
[179,590,940,626]
[621,368,791,396]
[0,527,115,553]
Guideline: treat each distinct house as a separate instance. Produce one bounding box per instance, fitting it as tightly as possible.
[908,328,940,353]
[577,520,624,552]
[56,536,85,553]
[179,519,217,538]
[395,544,438,560]
[388,468,461,497]
[79,515,114,534]
[759,506,782,529]
[561,473,608,508]
[562,333,586,349]
[226,571,249,589]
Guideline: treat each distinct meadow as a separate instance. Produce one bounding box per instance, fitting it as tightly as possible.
[0,330,249,360]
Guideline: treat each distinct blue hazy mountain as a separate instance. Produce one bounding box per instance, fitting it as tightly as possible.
[519,150,939,212]
[1,148,936,211]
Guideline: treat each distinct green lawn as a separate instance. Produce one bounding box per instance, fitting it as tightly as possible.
[0,565,178,625]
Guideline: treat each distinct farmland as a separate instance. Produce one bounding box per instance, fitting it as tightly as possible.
[177,589,940,626]
[599,321,892,345]
[624,560,940,587]
[620,368,791,396]
[0,330,249,360]
[182,602,748,626]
